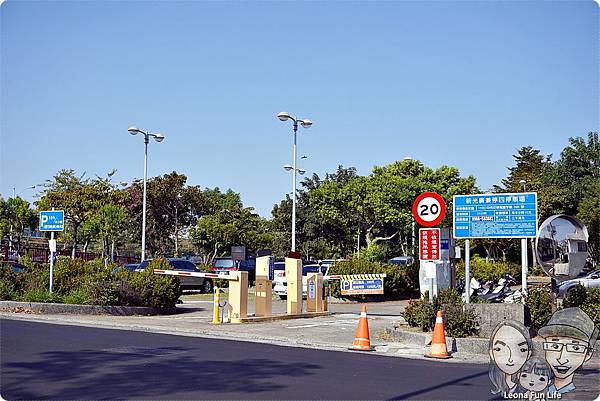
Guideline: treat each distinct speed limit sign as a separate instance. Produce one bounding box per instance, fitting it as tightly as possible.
[412,192,447,227]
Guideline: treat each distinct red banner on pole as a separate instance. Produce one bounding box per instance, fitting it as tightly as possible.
[419,228,441,261]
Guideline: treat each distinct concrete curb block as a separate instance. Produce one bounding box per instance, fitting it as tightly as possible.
[0,301,177,316]
[236,311,331,323]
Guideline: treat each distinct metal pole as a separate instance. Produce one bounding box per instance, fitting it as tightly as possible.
[291,121,298,252]
[357,228,360,258]
[174,204,178,257]
[521,238,528,298]
[12,187,15,198]
[141,135,149,262]
[49,230,54,293]
[465,239,471,304]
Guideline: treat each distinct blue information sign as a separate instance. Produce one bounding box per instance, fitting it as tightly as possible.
[453,193,537,238]
[39,210,65,232]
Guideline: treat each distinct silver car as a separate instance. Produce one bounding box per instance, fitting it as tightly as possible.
[557,270,600,297]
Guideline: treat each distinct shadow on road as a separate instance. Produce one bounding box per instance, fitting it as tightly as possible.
[388,370,489,400]
[3,346,321,399]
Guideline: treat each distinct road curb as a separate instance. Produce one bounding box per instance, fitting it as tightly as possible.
[0,301,177,316]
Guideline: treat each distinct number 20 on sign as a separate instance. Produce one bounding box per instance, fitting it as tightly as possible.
[412,192,447,227]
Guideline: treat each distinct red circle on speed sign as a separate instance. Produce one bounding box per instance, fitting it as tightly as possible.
[412,192,447,227]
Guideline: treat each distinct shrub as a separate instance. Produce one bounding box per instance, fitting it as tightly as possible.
[456,255,521,282]
[328,257,419,300]
[63,289,91,305]
[526,287,553,332]
[20,288,63,303]
[126,258,181,308]
[0,264,21,300]
[402,296,434,331]
[53,257,90,294]
[563,284,588,307]
[443,304,479,338]
[402,289,479,337]
[83,267,121,306]
[562,286,600,328]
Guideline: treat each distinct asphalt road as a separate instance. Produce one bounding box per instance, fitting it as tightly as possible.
[1,319,491,400]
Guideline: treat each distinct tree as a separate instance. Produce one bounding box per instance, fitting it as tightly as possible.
[37,170,120,257]
[577,179,600,262]
[190,189,273,264]
[0,197,37,255]
[87,204,128,263]
[309,160,477,261]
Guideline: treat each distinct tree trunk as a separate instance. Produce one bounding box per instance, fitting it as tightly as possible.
[71,224,79,259]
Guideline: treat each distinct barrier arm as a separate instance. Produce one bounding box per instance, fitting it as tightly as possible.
[153,269,240,281]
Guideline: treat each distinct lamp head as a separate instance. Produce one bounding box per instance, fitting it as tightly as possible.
[519,179,526,185]
[277,112,291,122]
[301,119,312,128]
[128,126,141,135]
[297,169,306,175]
[283,164,293,171]
[154,134,165,143]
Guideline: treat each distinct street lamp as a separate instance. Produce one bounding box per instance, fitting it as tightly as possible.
[127,125,165,262]
[277,111,312,252]
[12,185,37,198]
[519,179,527,191]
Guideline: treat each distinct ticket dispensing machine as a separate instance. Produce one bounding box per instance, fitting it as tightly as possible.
[228,270,248,323]
[286,253,302,314]
[306,272,324,313]
[255,250,273,317]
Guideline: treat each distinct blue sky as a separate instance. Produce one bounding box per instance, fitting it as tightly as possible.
[1,1,597,217]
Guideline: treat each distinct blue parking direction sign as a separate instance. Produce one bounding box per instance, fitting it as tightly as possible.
[39,210,65,232]
[340,275,384,295]
[453,193,537,239]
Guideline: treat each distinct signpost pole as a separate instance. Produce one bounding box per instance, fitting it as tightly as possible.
[49,230,55,293]
[465,239,470,304]
[521,238,528,299]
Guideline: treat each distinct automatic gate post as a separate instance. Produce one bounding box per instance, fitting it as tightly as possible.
[285,255,302,314]
[255,252,273,317]
[306,272,323,313]
[228,271,248,323]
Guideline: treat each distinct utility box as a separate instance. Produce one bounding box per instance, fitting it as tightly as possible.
[306,272,323,313]
[419,227,454,297]
[255,254,272,317]
[285,256,302,315]
[228,271,248,323]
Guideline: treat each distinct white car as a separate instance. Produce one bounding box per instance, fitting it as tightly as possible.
[273,264,328,300]
[557,270,600,298]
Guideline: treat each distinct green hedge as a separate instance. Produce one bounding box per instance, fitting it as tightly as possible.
[402,289,479,338]
[327,258,419,300]
[563,285,600,328]
[455,255,521,282]
[0,257,181,308]
[525,287,553,332]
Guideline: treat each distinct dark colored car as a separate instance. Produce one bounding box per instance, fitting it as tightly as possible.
[212,256,256,283]
[1,261,27,273]
[137,258,213,293]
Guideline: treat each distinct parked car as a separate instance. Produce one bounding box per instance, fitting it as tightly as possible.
[556,270,600,298]
[1,261,27,273]
[388,256,414,266]
[273,263,329,300]
[211,256,256,283]
[137,258,213,293]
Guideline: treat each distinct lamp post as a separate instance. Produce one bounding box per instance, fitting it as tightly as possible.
[9,185,37,257]
[127,126,165,262]
[277,111,312,252]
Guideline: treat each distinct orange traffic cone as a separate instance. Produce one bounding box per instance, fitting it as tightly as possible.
[425,310,452,359]
[349,306,374,351]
